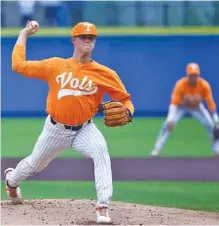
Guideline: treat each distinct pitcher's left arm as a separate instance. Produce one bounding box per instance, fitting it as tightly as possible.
[106,71,134,115]
[98,70,134,127]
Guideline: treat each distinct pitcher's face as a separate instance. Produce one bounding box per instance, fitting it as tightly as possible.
[73,35,96,53]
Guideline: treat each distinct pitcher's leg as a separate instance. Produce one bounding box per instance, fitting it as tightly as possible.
[151,107,185,156]
[72,122,112,207]
[7,116,72,187]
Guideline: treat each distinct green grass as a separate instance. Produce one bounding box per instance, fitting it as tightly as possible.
[1,117,214,158]
[1,181,218,212]
[1,26,219,37]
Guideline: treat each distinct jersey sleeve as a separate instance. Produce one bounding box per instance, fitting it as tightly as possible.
[106,71,134,114]
[203,81,216,112]
[171,81,183,106]
[12,44,58,81]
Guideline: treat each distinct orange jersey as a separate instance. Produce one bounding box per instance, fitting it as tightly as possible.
[12,45,134,125]
[171,77,216,112]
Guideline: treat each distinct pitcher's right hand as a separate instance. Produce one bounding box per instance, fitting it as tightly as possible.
[20,20,40,36]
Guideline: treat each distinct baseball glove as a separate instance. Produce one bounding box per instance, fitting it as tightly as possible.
[98,100,132,127]
[213,123,219,140]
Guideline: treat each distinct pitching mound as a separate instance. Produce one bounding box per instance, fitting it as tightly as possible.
[1,199,218,225]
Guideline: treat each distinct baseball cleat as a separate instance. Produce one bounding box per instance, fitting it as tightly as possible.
[151,149,161,157]
[4,168,23,204]
[96,206,111,224]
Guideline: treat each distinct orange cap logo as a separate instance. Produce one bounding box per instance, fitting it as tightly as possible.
[186,63,200,75]
[72,22,97,37]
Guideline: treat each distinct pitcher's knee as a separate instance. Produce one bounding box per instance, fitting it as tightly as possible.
[94,142,108,155]
[92,144,111,167]
[24,157,48,176]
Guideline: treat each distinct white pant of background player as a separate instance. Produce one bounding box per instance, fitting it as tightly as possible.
[5,115,112,224]
[151,103,219,156]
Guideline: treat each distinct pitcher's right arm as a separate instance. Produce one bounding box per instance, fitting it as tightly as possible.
[12,21,57,81]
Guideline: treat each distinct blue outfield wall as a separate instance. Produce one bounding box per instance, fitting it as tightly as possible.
[1,35,219,117]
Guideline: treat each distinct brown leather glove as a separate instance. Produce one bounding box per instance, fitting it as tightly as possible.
[98,100,132,127]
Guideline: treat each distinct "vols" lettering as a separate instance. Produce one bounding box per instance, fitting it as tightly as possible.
[55,72,98,99]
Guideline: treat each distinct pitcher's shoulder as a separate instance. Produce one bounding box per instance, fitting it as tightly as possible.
[43,57,67,64]
[44,57,72,69]
[92,61,116,75]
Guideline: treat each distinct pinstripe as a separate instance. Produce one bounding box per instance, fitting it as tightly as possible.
[8,116,74,187]
[7,116,113,208]
[72,122,112,207]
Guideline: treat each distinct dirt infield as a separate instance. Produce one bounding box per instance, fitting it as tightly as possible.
[1,157,219,181]
[1,158,219,225]
[1,199,219,225]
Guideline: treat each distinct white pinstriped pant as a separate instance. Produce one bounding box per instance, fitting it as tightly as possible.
[155,104,219,154]
[7,115,112,207]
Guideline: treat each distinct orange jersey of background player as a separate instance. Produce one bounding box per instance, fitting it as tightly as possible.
[170,64,216,112]
[12,46,134,125]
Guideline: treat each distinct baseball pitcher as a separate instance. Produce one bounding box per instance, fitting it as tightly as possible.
[4,21,134,224]
[151,63,219,157]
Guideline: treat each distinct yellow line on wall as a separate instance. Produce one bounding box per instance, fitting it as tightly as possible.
[1,27,219,37]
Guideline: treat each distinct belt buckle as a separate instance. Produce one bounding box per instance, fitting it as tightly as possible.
[50,117,84,131]
[64,119,91,131]
[64,124,82,131]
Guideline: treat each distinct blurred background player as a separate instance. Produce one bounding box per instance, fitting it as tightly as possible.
[18,0,36,26]
[151,63,219,157]
[39,0,62,27]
